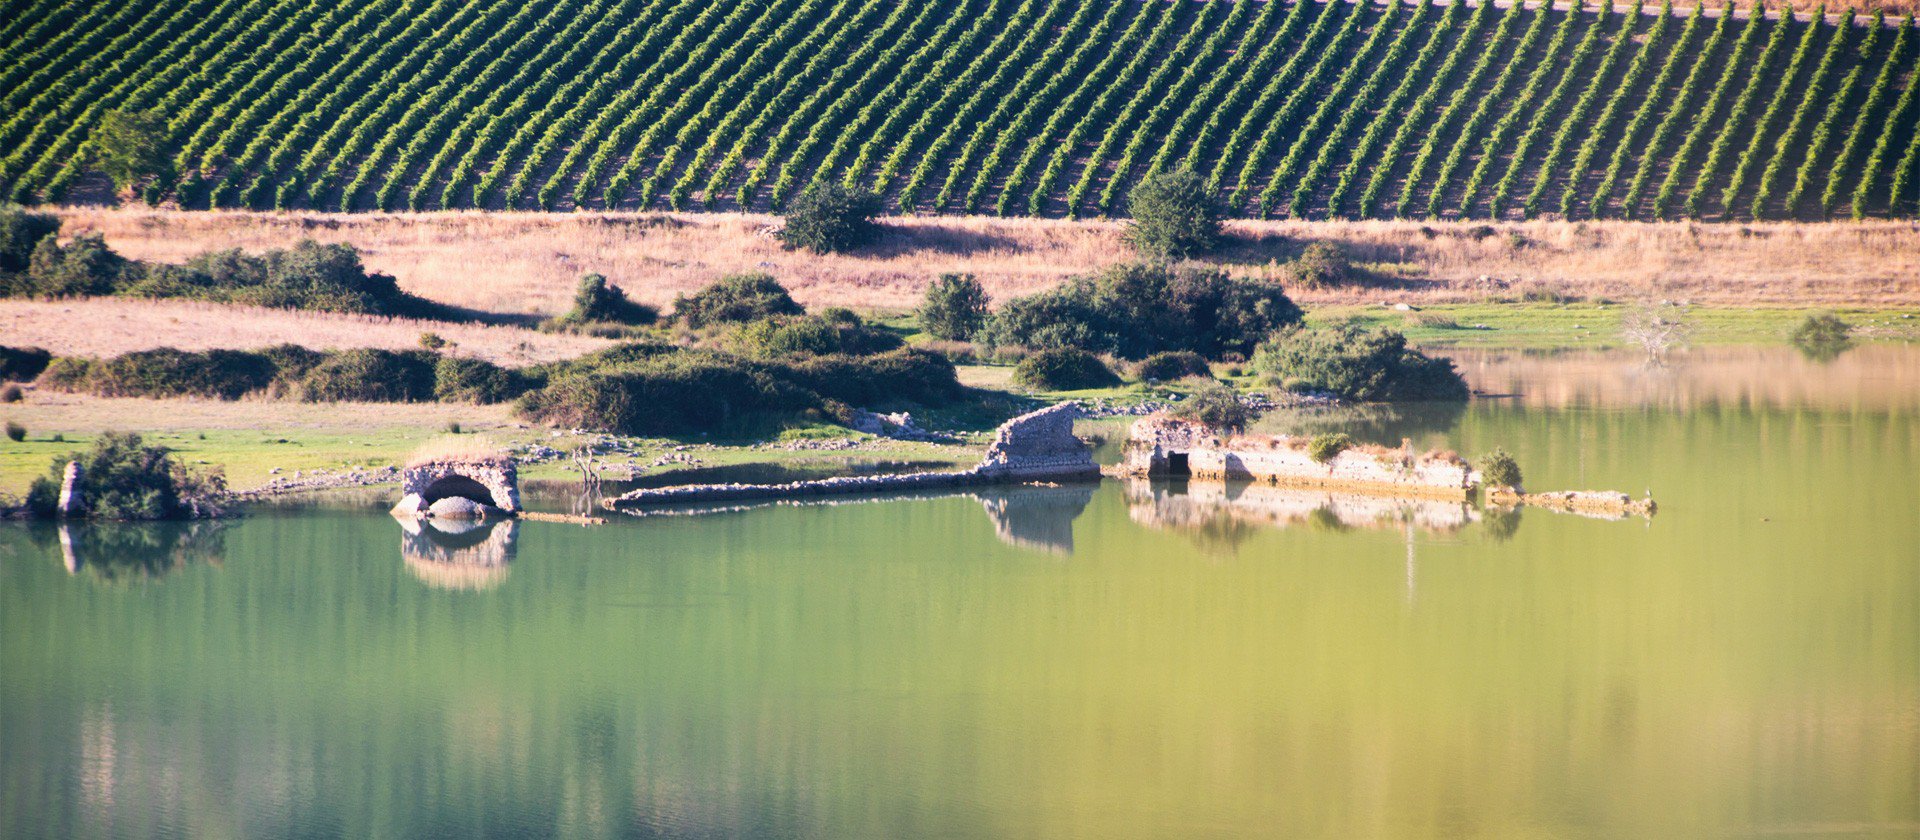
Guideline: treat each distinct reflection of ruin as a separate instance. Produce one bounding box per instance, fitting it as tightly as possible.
[54,520,229,582]
[973,483,1096,555]
[1124,479,1482,540]
[400,518,519,590]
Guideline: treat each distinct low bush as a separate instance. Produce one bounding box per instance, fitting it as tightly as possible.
[14,232,130,297]
[1287,243,1355,289]
[1790,313,1852,347]
[919,273,990,341]
[1173,384,1256,432]
[293,349,437,402]
[543,273,658,334]
[86,348,280,399]
[1135,350,1212,381]
[671,273,804,328]
[419,332,447,350]
[1308,432,1354,464]
[26,432,227,519]
[777,181,881,254]
[783,348,961,406]
[37,357,95,390]
[4,420,23,441]
[1254,327,1470,402]
[433,356,540,404]
[1,345,53,381]
[1478,447,1523,489]
[1405,312,1462,330]
[0,205,60,273]
[985,263,1301,360]
[1125,168,1220,259]
[1012,348,1120,391]
[734,308,903,357]
[1,384,21,403]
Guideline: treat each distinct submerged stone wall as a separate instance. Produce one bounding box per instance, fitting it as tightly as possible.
[607,402,1097,511]
[1115,415,1478,499]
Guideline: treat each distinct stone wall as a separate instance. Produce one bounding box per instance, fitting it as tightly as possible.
[977,401,1099,481]
[391,456,520,518]
[1115,415,1478,499]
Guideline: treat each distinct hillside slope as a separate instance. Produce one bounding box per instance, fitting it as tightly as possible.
[2,0,1916,220]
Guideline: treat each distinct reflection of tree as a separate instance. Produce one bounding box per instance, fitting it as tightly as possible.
[400,518,519,590]
[1482,506,1523,542]
[974,483,1096,555]
[1791,337,1853,364]
[30,520,229,582]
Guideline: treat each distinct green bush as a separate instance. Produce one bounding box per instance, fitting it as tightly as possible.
[4,420,23,441]
[419,332,447,350]
[26,432,226,520]
[293,349,437,402]
[85,348,279,399]
[89,109,172,193]
[1308,432,1354,464]
[734,308,903,357]
[1012,348,1120,391]
[0,205,60,273]
[1478,447,1523,489]
[777,181,881,254]
[1790,313,1852,347]
[544,273,658,332]
[1254,327,1470,402]
[1,345,53,381]
[985,263,1301,359]
[434,356,539,404]
[1125,168,1220,259]
[1288,243,1355,289]
[17,233,130,297]
[1173,384,1256,432]
[782,348,961,406]
[1,384,21,403]
[1135,350,1212,381]
[919,273,990,341]
[671,273,804,328]
[37,357,95,390]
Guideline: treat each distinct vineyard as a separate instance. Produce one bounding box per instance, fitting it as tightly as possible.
[2,0,1917,220]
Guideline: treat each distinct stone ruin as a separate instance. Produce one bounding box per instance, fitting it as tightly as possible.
[390,455,521,520]
[976,401,1100,481]
[1115,414,1478,499]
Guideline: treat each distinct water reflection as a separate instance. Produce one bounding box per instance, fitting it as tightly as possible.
[972,483,1096,555]
[27,521,230,582]
[1123,479,1490,555]
[398,517,518,590]
[1446,344,1920,411]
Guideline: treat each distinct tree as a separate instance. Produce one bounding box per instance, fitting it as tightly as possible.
[1125,168,1221,259]
[777,181,882,254]
[919,273,990,340]
[89,109,171,195]
[1621,300,1692,363]
[671,273,804,327]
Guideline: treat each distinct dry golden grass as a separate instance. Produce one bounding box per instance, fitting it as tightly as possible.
[0,297,609,364]
[40,208,1920,311]
[3,389,515,432]
[405,434,510,466]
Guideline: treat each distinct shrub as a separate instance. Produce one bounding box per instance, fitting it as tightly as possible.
[985,263,1301,360]
[1,345,53,381]
[26,432,226,519]
[781,348,961,406]
[0,205,60,273]
[545,273,658,331]
[671,273,804,327]
[1288,243,1355,289]
[1478,447,1523,489]
[919,273,990,341]
[1173,384,1256,432]
[86,348,279,399]
[1135,350,1212,381]
[1405,311,1462,330]
[734,309,903,357]
[4,420,23,441]
[777,180,882,254]
[1125,168,1220,259]
[1790,313,1852,346]
[294,349,437,402]
[37,357,95,390]
[90,109,172,193]
[18,233,129,297]
[1,384,21,403]
[419,332,448,350]
[1012,348,1120,391]
[433,356,539,404]
[1308,432,1354,464]
[1253,327,1470,402]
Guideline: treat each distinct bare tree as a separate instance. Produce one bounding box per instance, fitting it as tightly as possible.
[1621,300,1693,364]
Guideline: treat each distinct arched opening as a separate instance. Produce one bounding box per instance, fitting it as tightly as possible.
[1165,452,1191,477]
[422,474,495,507]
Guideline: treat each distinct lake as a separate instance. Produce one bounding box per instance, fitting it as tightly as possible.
[3,345,1917,838]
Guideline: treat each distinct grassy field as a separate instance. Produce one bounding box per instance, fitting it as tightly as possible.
[41,210,1920,310]
[1307,301,1920,347]
[4,0,1915,220]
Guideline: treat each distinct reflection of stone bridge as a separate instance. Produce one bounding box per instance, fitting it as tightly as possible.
[1123,480,1482,537]
[400,518,519,590]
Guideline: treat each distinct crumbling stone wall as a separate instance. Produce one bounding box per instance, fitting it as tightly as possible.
[977,401,1099,481]
[1115,415,1477,499]
[390,457,520,518]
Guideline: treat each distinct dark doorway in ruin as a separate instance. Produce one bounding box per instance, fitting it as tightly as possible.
[422,475,495,507]
[1165,452,1191,477]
